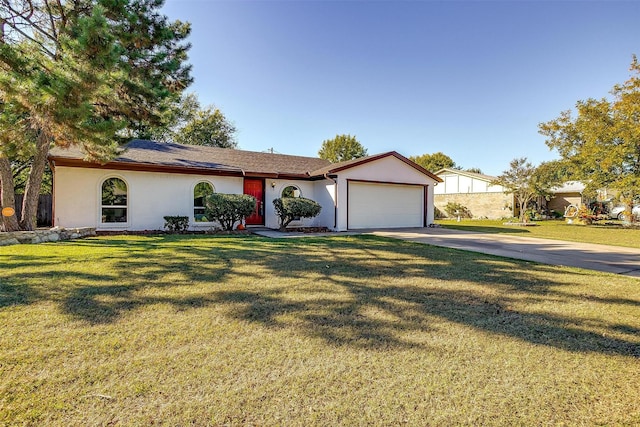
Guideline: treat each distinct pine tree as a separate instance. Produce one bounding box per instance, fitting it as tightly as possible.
[0,0,192,230]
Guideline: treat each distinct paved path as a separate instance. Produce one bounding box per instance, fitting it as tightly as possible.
[369,227,640,278]
[252,227,640,278]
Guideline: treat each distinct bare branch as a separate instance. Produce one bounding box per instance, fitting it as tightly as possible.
[44,0,57,42]
[1,0,60,53]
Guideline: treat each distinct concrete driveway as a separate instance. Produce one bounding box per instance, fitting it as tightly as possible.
[368,227,640,278]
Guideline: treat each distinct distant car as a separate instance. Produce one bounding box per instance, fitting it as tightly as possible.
[609,204,640,221]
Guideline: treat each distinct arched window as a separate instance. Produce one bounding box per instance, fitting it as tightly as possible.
[194,181,215,222]
[281,185,301,198]
[101,178,127,223]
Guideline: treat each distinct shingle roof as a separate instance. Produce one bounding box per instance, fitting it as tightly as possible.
[49,139,332,177]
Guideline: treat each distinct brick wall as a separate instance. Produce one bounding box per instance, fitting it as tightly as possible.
[435,192,514,219]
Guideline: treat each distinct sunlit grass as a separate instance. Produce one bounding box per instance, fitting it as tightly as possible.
[437,218,640,249]
[1,234,639,425]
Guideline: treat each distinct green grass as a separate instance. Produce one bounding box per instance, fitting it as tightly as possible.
[1,234,639,426]
[437,218,640,249]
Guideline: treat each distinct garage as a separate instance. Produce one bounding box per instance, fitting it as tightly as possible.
[347,180,425,229]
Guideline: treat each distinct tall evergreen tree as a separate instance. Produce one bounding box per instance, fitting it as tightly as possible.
[0,0,191,230]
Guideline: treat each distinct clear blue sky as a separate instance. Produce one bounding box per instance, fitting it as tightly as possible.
[161,0,640,176]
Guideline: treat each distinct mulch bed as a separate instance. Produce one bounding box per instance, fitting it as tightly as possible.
[283,227,331,233]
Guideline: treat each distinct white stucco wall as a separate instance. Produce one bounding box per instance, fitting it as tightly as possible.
[333,156,438,231]
[435,172,504,194]
[263,179,335,229]
[53,166,243,231]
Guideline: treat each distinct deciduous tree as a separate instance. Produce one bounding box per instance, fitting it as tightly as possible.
[148,93,237,148]
[318,134,367,163]
[539,56,640,222]
[493,158,538,223]
[409,152,456,172]
[174,106,237,148]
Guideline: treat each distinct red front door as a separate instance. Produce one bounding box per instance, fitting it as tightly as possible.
[243,178,264,225]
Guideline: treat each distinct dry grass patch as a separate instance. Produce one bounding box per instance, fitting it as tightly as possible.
[1,234,639,425]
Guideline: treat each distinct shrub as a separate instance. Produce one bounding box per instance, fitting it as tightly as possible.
[163,216,189,233]
[273,197,322,230]
[205,193,256,231]
[434,206,445,219]
[444,202,472,218]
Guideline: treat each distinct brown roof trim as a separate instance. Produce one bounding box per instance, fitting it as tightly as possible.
[314,151,443,182]
[50,156,321,180]
[50,157,246,177]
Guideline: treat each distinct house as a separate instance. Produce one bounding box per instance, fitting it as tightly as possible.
[48,139,442,231]
[546,181,586,215]
[433,168,515,219]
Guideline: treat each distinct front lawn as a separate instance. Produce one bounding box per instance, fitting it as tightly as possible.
[437,218,640,249]
[1,235,639,425]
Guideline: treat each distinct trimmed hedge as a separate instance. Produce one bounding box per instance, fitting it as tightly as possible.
[273,197,322,231]
[163,216,189,233]
[205,193,256,231]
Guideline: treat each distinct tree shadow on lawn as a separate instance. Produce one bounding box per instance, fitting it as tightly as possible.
[1,234,639,357]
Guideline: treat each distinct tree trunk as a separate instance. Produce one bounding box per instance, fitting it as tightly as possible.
[0,156,21,231]
[519,199,527,223]
[19,132,51,231]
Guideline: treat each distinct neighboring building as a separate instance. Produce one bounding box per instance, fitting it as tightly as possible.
[48,140,442,231]
[433,168,515,219]
[547,181,586,215]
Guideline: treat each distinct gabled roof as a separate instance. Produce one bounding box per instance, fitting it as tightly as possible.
[49,139,332,178]
[434,168,498,183]
[311,151,443,182]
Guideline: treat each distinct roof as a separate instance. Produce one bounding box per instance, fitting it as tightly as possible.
[551,181,586,193]
[311,151,443,182]
[434,168,498,183]
[49,139,332,178]
[49,140,443,181]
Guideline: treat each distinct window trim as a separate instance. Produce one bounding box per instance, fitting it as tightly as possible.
[281,184,302,199]
[192,180,216,225]
[99,175,129,227]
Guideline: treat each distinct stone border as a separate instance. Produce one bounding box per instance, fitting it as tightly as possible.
[0,227,96,246]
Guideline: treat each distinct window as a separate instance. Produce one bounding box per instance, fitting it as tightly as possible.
[194,181,215,222]
[281,185,301,198]
[101,178,127,223]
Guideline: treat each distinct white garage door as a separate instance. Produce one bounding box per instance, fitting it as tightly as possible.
[348,181,424,229]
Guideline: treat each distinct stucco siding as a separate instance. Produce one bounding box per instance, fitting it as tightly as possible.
[53,166,243,230]
[334,156,438,231]
[263,179,334,229]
